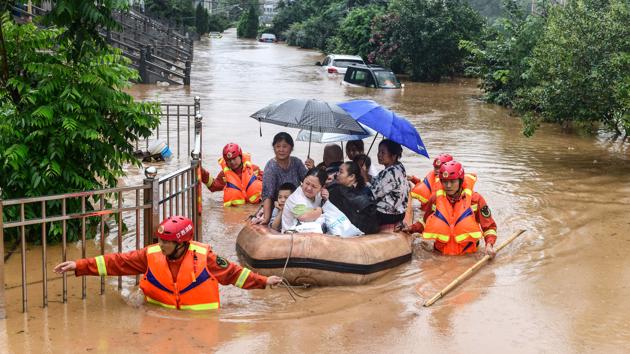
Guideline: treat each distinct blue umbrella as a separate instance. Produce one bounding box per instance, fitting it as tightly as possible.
[338,100,429,158]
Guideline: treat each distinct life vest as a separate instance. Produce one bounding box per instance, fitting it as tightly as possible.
[218,152,262,207]
[421,175,483,255]
[410,171,439,205]
[139,241,220,310]
[411,172,478,207]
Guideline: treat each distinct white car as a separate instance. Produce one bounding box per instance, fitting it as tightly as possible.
[317,54,365,74]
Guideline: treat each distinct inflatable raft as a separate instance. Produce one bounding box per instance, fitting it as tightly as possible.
[236,224,413,286]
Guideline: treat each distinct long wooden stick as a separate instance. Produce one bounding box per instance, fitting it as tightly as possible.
[423,229,526,307]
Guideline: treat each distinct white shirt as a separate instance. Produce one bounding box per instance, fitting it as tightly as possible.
[369,164,380,179]
[281,186,322,232]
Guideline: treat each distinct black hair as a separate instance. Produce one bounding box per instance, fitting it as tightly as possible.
[342,161,366,189]
[303,167,327,187]
[272,132,294,148]
[353,154,371,170]
[345,140,365,153]
[379,139,403,160]
[278,182,296,193]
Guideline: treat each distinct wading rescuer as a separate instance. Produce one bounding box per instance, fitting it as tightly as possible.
[201,143,263,207]
[405,161,497,256]
[54,216,282,310]
[408,153,478,212]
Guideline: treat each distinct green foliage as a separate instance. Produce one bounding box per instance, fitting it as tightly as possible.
[0,13,160,242]
[460,0,546,107]
[208,13,231,32]
[285,2,346,49]
[515,0,630,136]
[145,0,196,29]
[326,5,385,58]
[237,3,259,39]
[43,0,125,62]
[195,3,210,35]
[370,0,485,81]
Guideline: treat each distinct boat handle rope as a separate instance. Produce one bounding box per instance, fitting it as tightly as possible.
[271,230,311,302]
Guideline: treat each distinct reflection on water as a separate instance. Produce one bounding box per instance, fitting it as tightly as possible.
[2,28,630,353]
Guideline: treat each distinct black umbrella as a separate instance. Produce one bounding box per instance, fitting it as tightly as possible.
[250,98,368,158]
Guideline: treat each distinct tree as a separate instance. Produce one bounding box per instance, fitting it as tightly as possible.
[237,3,259,38]
[370,0,485,81]
[515,0,630,136]
[460,0,547,107]
[326,4,385,58]
[196,3,209,35]
[0,4,160,242]
[208,13,231,32]
[285,2,345,49]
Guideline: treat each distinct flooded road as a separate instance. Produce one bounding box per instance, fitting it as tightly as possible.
[2,28,630,353]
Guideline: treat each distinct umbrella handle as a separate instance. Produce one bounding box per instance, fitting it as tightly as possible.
[366,133,379,155]
[307,128,312,160]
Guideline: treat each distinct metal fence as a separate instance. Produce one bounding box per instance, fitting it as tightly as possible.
[136,97,201,159]
[0,113,204,319]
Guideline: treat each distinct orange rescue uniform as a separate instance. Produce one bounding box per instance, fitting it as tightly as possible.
[408,188,497,256]
[75,242,267,310]
[202,153,263,207]
[410,172,478,210]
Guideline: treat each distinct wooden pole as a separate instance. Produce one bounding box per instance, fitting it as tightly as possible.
[423,229,526,307]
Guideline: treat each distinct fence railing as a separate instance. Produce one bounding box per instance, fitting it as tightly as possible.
[135,97,200,159]
[0,111,204,319]
[10,4,194,85]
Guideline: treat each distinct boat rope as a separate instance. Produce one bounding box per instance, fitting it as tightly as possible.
[271,231,311,302]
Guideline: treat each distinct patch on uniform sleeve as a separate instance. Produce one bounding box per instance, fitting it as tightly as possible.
[481,205,491,218]
[216,256,229,268]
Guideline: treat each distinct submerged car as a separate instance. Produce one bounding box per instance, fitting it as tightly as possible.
[208,32,222,39]
[317,54,365,74]
[259,33,278,43]
[342,64,402,89]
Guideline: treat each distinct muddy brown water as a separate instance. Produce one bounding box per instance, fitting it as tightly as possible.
[2,29,630,353]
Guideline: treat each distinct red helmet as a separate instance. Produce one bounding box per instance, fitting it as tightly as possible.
[155,216,194,243]
[222,143,242,160]
[439,161,465,181]
[433,153,453,169]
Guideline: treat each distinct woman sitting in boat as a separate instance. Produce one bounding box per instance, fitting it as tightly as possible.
[281,168,328,233]
[251,132,307,225]
[369,139,410,230]
[327,161,380,235]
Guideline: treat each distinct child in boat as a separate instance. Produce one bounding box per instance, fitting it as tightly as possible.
[270,183,296,231]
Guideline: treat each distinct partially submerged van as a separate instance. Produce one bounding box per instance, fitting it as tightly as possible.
[342,64,402,89]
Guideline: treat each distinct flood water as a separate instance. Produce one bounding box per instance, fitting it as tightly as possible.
[2,29,630,353]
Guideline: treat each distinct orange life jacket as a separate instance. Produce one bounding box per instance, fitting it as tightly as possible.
[421,176,483,255]
[218,152,262,207]
[139,241,220,310]
[410,171,439,205]
[411,172,478,207]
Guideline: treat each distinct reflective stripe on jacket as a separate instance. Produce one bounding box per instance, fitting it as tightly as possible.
[411,171,478,207]
[422,176,483,255]
[139,241,220,310]
[410,170,438,205]
[219,152,262,207]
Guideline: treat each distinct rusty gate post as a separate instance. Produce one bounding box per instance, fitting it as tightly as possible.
[0,198,6,319]
[139,48,148,84]
[184,60,191,86]
[143,167,160,247]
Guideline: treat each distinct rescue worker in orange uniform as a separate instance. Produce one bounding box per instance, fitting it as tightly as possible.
[409,153,478,211]
[405,161,497,256]
[201,143,263,207]
[53,216,282,310]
